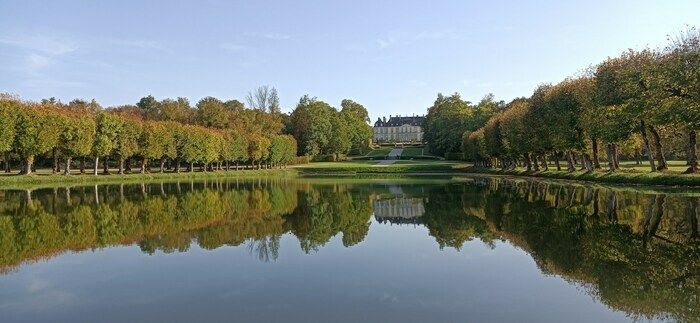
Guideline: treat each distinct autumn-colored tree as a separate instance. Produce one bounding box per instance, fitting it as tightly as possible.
[113,115,142,174]
[0,95,18,172]
[92,113,122,175]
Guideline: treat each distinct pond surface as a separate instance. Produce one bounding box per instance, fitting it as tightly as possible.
[0,176,698,322]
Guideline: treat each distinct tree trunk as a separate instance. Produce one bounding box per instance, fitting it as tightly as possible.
[103,157,110,174]
[4,153,10,173]
[52,148,59,174]
[64,157,72,175]
[190,162,194,172]
[118,158,125,174]
[612,144,620,169]
[635,150,642,165]
[591,137,601,169]
[648,124,668,170]
[160,158,166,173]
[79,158,86,174]
[140,158,147,174]
[175,160,180,173]
[540,154,549,171]
[582,153,594,172]
[606,144,616,172]
[685,129,698,174]
[21,155,34,175]
[554,152,561,171]
[639,120,656,172]
[93,156,100,176]
[566,151,576,172]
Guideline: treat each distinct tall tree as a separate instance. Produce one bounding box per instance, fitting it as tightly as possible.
[246,85,280,113]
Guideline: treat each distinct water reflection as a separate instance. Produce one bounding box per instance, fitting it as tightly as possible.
[0,177,698,321]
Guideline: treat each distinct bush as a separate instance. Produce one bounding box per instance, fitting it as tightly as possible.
[292,156,311,164]
[311,154,348,162]
[444,152,464,160]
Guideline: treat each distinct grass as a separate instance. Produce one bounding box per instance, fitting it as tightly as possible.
[365,148,392,157]
[2,159,697,189]
[295,159,700,187]
[464,161,700,187]
[0,168,297,189]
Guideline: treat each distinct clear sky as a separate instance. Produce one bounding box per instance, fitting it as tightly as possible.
[1,1,698,121]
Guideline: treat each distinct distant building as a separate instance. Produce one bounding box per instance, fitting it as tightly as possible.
[373,115,425,143]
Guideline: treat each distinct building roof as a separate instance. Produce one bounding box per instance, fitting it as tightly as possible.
[374,115,425,127]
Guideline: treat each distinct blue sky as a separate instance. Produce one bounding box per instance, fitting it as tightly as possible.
[1,1,698,121]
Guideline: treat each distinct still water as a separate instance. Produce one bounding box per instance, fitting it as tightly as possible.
[0,176,697,322]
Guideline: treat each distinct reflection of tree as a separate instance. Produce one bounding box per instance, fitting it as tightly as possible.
[285,184,372,252]
[422,184,495,250]
[0,177,699,322]
[247,235,280,262]
[459,177,700,323]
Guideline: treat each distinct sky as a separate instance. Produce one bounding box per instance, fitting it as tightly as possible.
[1,1,698,122]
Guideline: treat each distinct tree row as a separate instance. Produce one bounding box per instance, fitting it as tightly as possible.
[457,27,698,173]
[0,93,297,175]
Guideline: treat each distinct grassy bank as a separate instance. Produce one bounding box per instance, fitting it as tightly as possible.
[465,166,700,187]
[0,168,297,189]
[295,160,700,187]
[2,159,698,189]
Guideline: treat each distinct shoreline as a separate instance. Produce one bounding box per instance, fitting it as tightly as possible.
[0,162,699,190]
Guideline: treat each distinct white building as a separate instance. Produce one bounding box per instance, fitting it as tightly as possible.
[373,115,425,143]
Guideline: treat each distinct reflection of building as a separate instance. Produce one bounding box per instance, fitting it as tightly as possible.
[373,115,425,143]
[373,197,425,225]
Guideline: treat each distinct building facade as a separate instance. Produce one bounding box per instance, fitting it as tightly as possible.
[373,115,425,143]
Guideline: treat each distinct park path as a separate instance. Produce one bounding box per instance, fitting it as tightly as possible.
[377,149,403,165]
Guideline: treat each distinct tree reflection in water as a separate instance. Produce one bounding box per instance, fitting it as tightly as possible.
[0,177,698,321]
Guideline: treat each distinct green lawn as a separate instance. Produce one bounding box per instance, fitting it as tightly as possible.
[295,159,700,187]
[0,167,297,189]
[365,148,392,157]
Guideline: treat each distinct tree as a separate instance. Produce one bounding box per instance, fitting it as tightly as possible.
[159,97,193,123]
[114,115,142,174]
[340,99,372,152]
[92,113,122,175]
[327,112,352,158]
[14,104,62,174]
[195,97,229,129]
[139,121,168,173]
[424,93,479,156]
[246,85,280,113]
[137,95,161,120]
[58,111,96,175]
[653,28,700,172]
[0,95,18,171]
[247,133,271,169]
[288,95,334,156]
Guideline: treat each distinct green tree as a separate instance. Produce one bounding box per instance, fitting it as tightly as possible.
[137,95,161,120]
[0,95,18,170]
[14,104,62,174]
[58,111,96,175]
[113,115,142,174]
[195,97,229,129]
[340,99,372,152]
[288,95,334,156]
[92,113,122,175]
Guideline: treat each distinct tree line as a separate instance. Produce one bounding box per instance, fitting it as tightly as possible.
[421,27,698,173]
[0,87,374,175]
[0,89,298,175]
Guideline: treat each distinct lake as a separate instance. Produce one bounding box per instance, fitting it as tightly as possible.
[0,176,698,322]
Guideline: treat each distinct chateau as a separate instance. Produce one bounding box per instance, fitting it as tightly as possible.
[373,115,426,143]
